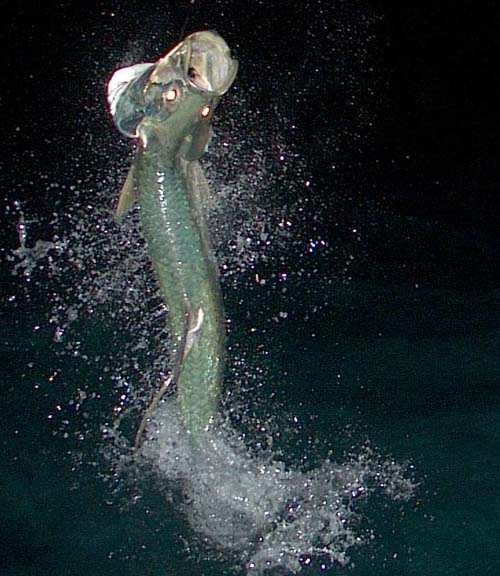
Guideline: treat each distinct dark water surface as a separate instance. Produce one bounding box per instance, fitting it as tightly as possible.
[3,217,499,575]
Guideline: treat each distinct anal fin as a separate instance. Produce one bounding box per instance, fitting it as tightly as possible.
[134,307,205,449]
[134,375,173,449]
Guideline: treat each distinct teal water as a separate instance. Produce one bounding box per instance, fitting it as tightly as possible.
[2,208,499,574]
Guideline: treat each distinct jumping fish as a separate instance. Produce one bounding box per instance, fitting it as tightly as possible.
[106,31,238,447]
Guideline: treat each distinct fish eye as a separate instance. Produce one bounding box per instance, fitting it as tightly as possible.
[200,105,211,118]
[164,88,177,102]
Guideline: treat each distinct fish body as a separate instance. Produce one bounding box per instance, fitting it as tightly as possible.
[107,31,238,444]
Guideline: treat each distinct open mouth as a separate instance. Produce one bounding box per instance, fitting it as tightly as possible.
[184,31,239,95]
[152,31,238,96]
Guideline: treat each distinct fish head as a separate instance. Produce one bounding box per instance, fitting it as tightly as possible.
[152,30,238,97]
[143,30,238,158]
[108,31,238,158]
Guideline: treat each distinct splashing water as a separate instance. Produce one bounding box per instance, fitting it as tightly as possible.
[5,11,417,574]
[8,200,67,281]
[6,104,416,571]
[138,399,415,574]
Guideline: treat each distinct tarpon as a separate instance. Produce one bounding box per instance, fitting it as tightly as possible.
[106,31,238,447]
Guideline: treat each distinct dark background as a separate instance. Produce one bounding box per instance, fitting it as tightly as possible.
[2,0,500,235]
[376,2,500,234]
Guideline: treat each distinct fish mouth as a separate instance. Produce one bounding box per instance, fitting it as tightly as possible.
[152,30,238,96]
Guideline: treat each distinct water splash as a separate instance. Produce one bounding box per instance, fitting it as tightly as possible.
[7,200,67,281]
[6,114,416,572]
[5,6,417,572]
[138,399,415,574]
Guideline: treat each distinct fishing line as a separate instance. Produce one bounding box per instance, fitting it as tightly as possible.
[179,0,196,40]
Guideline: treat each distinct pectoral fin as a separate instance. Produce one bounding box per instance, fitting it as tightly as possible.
[115,163,136,223]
